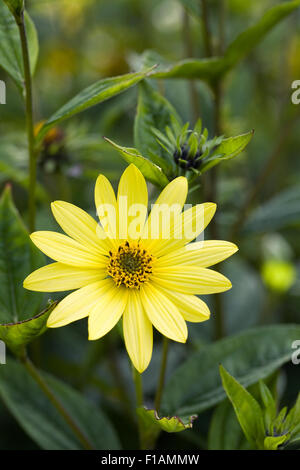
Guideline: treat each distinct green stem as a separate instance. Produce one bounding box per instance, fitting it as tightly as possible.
[132,365,147,449]
[183,9,201,121]
[132,366,143,408]
[106,333,132,414]
[200,0,213,57]
[217,0,227,55]
[17,11,37,232]
[154,337,169,414]
[21,353,94,450]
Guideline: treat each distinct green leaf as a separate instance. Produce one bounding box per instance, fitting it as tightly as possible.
[259,381,276,411]
[134,81,181,170]
[273,406,288,432]
[137,407,197,434]
[289,394,300,432]
[37,68,155,143]
[264,435,289,450]
[208,399,250,450]
[104,137,170,188]
[223,1,300,72]
[0,186,46,352]
[161,325,300,416]
[3,0,24,17]
[244,186,300,233]
[151,1,300,83]
[200,131,253,172]
[152,57,224,84]
[137,407,196,449]
[0,3,38,88]
[0,302,57,357]
[259,381,277,432]
[284,434,300,450]
[0,358,121,450]
[220,365,265,449]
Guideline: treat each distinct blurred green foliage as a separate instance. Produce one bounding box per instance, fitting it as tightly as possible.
[0,0,300,450]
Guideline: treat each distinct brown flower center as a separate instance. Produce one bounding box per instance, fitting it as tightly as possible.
[107,241,154,289]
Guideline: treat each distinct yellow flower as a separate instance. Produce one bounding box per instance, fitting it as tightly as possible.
[24,164,238,372]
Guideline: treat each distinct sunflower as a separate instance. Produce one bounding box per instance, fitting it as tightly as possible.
[24,164,237,372]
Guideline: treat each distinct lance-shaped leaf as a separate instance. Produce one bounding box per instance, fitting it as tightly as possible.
[0,358,121,450]
[3,0,24,17]
[223,0,300,72]
[259,380,277,432]
[208,399,250,450]
[152,57,223,84]
[200,131,254,173]
[0,302,57,357]
[289,394,300,434]
[265,394,300,449]
[137,407,197,434]
[219,365,265,449]
[137,407,196,449]
[104,137,170,188]
[0,2,38,89]
[134,81,181,173]
[36,67,155,143]
[161,325,300,416]
[151,1,300,84]
[284,434,300,450]
[0,186,47,355]
[264,435,290,450]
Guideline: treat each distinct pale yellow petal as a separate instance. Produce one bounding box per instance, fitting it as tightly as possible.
[51,200,110,255]
[142,177,188,249]
[47,280,111,328]
[153,203,216,257]
[140,283,187,343]
[117,164,148,241]
[88,281,128,340]
[95,174,118,246]
[30,231,107,268]
[23,262,106,292]
[153,283,210,323]
[123,290,153,373]
[151,176,188,207]
[152,266,232,294]
[157,240,238,268]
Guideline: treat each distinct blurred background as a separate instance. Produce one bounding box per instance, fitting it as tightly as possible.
[0,0,300,449]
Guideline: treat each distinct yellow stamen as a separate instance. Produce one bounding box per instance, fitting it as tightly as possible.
[107,241,154,289]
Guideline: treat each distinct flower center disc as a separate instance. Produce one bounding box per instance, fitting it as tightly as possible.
[107,241,154,289]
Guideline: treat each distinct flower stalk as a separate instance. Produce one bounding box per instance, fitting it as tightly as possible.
[154,337,169,414]
[132,366,143,408]
[20,352,94,450]
[132,365,147,449]
[17,11,37,232]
